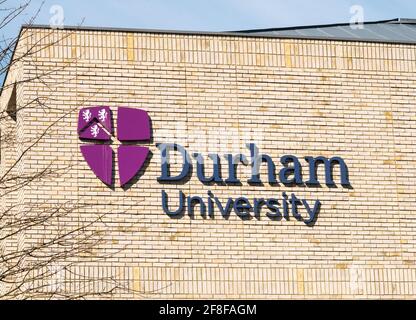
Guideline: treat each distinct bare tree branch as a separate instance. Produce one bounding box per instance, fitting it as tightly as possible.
[0,1,161,299]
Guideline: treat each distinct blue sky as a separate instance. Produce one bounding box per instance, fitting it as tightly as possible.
[5,0,416,34]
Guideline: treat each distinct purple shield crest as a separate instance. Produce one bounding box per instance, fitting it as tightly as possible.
[78,106,151,187]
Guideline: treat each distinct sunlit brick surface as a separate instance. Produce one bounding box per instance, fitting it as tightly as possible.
[1,27,416,299]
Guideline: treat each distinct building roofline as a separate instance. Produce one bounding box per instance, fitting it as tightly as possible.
[2,19,416,98]
[19,19,416,45]
[232,18,412,33]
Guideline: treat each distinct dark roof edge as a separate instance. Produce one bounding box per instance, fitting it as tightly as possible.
[20,21,416,45]
[232,18,402,33]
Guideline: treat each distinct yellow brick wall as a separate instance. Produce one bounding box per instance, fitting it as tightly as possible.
[1,27,416,298]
